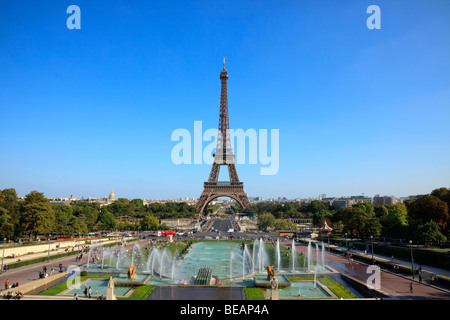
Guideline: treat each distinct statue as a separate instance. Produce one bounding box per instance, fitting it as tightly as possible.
[271,277,279,300]
[264,265,276,281]
[127,265,136,280]
[106,277,116,300]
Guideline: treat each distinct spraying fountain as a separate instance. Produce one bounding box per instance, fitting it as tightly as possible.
[275,239,281,272]
[291,239,297,272]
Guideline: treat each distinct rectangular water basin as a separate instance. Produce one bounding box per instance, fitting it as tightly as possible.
[254,275,291,288]
[114,274,152,286]
[267,281,332,299]
[65,279,132,297]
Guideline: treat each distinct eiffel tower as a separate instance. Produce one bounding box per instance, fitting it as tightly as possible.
[196,59,251,216]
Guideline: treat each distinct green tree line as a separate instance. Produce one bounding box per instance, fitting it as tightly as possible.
[0,188,196,239]
[244,187,450,244]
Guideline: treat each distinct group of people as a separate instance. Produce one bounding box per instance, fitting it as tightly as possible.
[38,265,55,278]
[2,279,23,300]
[4,279,19,290]
[83,285,92,298]
[345,253,354,264]
[0,290,23,300]
[75,253,84,262]
[73,293,104,300]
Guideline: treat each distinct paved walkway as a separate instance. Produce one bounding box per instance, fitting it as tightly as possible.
[286,241,450,300]
[332,244,450,277]
[1,238,122,267]
[0,239,147,296]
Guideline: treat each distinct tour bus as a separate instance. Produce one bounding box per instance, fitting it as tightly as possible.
[157,230,176,237]
[279,231,297,238]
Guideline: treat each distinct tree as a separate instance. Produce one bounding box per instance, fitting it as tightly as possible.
[96,208,117,230]
[408,195,449,231]
[415,220,447,243]
[332,221,344,234]
[130,199,145,214]
[71,202,99,231]
[353,202,375,216]
[335,207,381,239]
[107,198,133,217]
[383,203,408,239]
[52,204,74,236]
[258,213,275,231]
[0,207,14,239]
[273,219,287,230]
[21,202,55,238]
[140,214,160,231]
[20,191,55,238]
[374,205,388,219]
[431,187,450,207]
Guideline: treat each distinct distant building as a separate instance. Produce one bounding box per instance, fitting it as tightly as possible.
[373,195,397,206]
[350,195,372,204]
[332,199,355,210]
[109,189,115,202]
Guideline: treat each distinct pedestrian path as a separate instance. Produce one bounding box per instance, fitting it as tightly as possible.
[1,238,126,271]
[332,245,450,278]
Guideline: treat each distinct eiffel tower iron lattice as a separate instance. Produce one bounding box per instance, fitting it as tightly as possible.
[196,60,251,216]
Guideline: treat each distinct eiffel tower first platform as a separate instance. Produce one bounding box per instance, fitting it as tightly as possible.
[196,60,251,216]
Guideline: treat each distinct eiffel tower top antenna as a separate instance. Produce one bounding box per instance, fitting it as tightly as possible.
[223,56,225,69]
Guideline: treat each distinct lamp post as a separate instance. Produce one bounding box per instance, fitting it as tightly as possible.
[370,236,375,265]
[47,234,51,263]
[1,238,6,273]
[344,233,348,250]
[409,240,415,279]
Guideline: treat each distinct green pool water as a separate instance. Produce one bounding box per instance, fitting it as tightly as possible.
[174,241,248,280]
[267,281,331,298]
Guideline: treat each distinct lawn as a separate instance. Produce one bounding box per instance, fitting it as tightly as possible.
[117,285,156,300]
[244,287,265,300]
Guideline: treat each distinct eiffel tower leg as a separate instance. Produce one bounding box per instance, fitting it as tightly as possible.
[196,190,211,216]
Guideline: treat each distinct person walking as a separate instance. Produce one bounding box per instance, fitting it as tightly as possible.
[88,286,92,298]
[409,282,414,294]
[418,271,423,284]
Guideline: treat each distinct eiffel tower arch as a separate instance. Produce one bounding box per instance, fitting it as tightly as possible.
[196,59,251,216]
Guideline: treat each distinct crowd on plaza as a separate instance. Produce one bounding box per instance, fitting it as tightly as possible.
[2,278,23,300]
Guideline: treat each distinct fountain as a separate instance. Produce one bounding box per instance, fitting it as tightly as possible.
[131,242,142,267]
[313,268,317,289]
[275,239,281,272]
[252,238,269,274]
[307,241,312,271]
[243,244,253,277]
[230,252,235,280]
[321,242,325,272]
[315,243,320,271]
[291,239,297,272]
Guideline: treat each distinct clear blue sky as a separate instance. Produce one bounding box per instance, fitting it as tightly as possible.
[1,0,449,200]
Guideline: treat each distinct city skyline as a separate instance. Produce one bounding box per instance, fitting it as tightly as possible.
[1,1,449,200]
